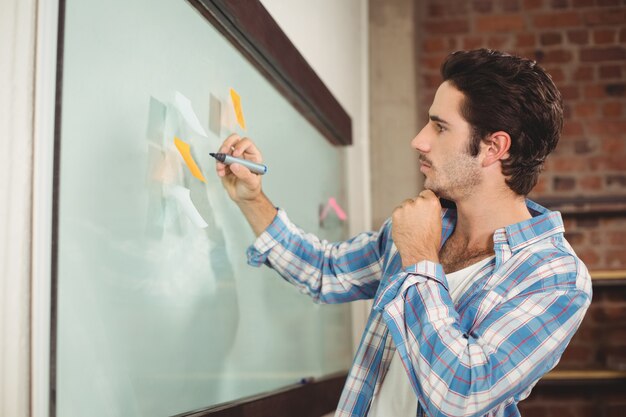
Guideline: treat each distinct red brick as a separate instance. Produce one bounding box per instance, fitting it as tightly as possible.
[604,327,626,343]
[561,85,582,101]
[598,0,621,5]
[603,304,626,320]
[594,29,617,45]
[464,36,486,49]
[606,174,626,187]
[563,121,584,136]
[580,47,626,62]
[621,28,626,43]
[584,8,626,26]
[533,176,549,193]
[607,250,626,267]
[533,11,582,28]
[550,68,567,83]
[423,73,442,88]
[602,137,626,153]
[487,35,510,49]
[476,14,525,32]
[517,405,551,417]
[583,84,607,99]
[560,344,595,364]
[577,217,600,228]
[599,65,623,79]
[424,19,470,35]
[554,176,576,191]
[572,0,595,6]
[562,217,576,229]
[580,176,602,190]
[516,33,536,48]
[552,156,589,171]
[573,66,594,81]
[577,248,601,265]
[606,83,626,97]
[565,231,586,245]
[542,49,574,63]
[574,102,597,118]
[502,0,522,11]
[422,54,447,70]
[602,101,623,117]
[428,3,446,18]
[608,231,626,245]
[567,29,589,45]
[540,31,563,46]
[574,139,596,154]
[594,155,626,170]
[523,0,543,9]
[550,0,569,8]
[563,103,574,120]
[472,0,494,13]
[587,120,626,135]
[423,38,446,53]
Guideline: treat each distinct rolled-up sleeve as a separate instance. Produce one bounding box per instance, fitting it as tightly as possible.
[247,209,389,304]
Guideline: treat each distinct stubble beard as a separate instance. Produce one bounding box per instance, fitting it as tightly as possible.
[423,152,481,201]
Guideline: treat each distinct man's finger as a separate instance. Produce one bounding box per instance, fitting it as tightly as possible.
[218,133,241,154]
[232,137,262,163]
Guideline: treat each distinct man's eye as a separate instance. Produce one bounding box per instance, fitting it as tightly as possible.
[436,124,446,133]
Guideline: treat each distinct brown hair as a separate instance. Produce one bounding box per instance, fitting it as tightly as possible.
[441,49,563,196]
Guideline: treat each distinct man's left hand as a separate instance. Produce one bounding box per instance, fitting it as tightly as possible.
[391,189,442,268]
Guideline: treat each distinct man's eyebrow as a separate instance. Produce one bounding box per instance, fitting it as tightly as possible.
[429,114,450,125]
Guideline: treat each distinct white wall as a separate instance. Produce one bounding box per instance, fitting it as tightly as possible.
[1,1,37,416]
[259,0,371,356]
[259,0,370,235]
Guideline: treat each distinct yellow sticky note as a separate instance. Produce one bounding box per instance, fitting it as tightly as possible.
[229,88,246,130]
[174,137,206,183]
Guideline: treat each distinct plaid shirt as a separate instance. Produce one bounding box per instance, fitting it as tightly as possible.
[247,200,591,417]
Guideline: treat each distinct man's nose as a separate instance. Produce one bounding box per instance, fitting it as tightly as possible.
[411,125,431,153]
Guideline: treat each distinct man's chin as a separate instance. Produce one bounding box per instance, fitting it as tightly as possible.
[424,183,451,200]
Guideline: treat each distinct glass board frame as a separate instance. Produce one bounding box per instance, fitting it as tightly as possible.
[50,1,352,416]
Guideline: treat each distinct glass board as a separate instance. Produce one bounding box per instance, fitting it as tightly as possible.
[56,0,352,416]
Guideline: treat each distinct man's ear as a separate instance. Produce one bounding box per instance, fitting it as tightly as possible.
[481,131,511,167]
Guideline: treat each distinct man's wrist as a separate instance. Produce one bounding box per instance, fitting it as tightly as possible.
[237,192,278,237]
[401,251,439,268]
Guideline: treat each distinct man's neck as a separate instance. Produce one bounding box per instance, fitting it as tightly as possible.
[450,190,532,250]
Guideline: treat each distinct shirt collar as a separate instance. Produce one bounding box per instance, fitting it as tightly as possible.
[495,199,564,252]
[442,199,564,253]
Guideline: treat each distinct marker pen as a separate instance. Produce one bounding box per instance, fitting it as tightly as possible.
[209,152,268,175]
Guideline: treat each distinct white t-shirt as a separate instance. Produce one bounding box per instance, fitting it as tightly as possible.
[367,256,495,417]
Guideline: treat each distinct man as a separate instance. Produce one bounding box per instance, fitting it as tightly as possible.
[214,49,591,417]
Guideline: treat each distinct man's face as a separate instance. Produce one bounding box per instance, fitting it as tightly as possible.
[411,81,482,201]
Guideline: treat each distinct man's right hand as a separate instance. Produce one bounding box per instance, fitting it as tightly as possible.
[215,134,277,236]
[215,134,264,204]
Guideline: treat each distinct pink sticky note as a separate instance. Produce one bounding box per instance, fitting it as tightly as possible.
[320,197,347,222]
[328,197,347,221]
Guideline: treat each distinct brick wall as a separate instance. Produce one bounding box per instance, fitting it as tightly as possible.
[415,0,626,415]
[417,0,626,265]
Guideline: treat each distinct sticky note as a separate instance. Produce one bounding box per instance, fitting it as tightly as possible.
[208,94,222,136]
[320,197,348,222]
[167,185,208,228]
[328,197,347,221]
[174,137,206,183]
[229,88,246,130]
[174,91,208,137]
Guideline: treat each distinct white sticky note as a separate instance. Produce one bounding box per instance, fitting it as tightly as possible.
[166,185,208,228]
[174,91,208,137]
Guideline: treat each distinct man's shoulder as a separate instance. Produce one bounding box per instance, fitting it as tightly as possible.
[499,236,592,296]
